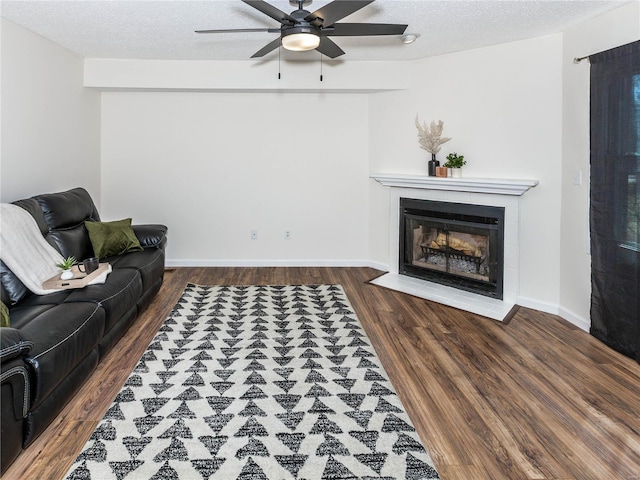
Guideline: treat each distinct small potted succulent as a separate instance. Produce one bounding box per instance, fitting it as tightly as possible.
[56,256,77,280]
[444,152,466,177]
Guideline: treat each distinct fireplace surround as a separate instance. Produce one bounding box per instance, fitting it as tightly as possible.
[370,174,538,321]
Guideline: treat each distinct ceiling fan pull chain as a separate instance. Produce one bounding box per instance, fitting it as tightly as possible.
[278,44,281,79]
[320,52,323,82]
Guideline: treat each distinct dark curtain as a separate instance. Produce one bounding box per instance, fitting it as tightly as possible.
[590,40,640,362]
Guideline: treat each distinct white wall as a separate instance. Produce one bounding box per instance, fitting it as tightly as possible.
[100,91,371,265]
[0,19,101,204]
[369,35,564,309]
[559,2,640,330]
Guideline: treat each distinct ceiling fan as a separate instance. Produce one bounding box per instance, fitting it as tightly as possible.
[196,0,408,59]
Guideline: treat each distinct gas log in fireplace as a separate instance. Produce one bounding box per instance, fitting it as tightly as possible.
[399,198,505,299]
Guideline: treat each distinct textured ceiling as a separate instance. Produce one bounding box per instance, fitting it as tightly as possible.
[0,0,632,61]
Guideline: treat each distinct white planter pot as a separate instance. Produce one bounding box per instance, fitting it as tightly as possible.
[451,168,462,178]
[60,270,73,280]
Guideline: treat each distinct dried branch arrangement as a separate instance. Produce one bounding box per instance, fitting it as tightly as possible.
[415,115,452,154]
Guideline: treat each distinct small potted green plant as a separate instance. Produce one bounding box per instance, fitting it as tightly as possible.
[444,152,466,177]
[56,256,77,280]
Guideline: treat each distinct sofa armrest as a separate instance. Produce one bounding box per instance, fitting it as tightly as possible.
[2,357,31,420]
[1,328,33,363]
[132,224,168,249]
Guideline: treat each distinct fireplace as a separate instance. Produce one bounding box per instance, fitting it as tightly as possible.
[399,198,505,299]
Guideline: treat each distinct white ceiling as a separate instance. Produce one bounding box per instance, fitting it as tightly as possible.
[0,0,632,61]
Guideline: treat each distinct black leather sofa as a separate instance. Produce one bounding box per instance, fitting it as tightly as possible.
[0,187,167,473]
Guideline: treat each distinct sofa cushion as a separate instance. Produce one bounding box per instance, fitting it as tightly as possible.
[18,302,105,410]
[63,269,142,334]
[9,304,60,328]
[107,248,165,295]
[46,228,94,261]
[33,188,100,260]
[16,269,142,336]
[34,188,100,230]
[85,219,143,259]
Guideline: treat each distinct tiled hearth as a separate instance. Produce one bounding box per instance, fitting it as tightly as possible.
[370,174,538,321]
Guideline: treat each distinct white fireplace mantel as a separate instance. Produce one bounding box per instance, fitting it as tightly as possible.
[371,173,539,196]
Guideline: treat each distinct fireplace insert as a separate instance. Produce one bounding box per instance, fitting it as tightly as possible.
[399,198,505,299]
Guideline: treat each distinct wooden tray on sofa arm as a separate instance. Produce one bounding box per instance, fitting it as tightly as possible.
[42,263,110,290]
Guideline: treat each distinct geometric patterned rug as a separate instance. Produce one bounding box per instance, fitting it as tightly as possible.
[64,284,440,479]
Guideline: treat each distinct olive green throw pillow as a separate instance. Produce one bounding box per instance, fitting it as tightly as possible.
[1,301,10,328]
[85,218,143,259]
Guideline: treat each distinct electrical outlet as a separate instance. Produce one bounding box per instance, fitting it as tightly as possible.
[285,230,292,240]
[250,230,258,240]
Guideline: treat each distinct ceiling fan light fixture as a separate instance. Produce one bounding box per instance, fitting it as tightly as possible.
[281,28,320,51]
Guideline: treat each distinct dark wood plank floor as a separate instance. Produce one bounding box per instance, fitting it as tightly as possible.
[3,267,640,480]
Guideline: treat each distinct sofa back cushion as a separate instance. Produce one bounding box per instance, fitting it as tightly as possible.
[33,188,101,260]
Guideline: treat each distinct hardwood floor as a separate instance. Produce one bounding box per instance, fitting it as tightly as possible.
[4,267,640,480]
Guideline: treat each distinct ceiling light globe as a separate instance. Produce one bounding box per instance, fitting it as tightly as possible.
[282,32,320,51]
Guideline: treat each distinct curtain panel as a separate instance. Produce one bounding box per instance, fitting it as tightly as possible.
[590,40,640,362]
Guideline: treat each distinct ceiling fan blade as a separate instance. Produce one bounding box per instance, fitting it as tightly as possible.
[315,37,345,59]
[326,23,408,36]
[242,0,295,24]
[251,37,282,58]
[306,0,374,27]
[195,28,280,34]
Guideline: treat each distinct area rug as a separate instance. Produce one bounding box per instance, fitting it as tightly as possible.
[64,284,440,480]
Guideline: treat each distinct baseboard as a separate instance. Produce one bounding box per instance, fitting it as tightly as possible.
[557,306,590,332]
[166,259,388,270]
[516,296,559,315]
[517,296,590,332]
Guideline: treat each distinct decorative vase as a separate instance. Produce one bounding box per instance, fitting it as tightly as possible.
[451,168,462,178]
[427,154,439,177]
[60,270,73,280]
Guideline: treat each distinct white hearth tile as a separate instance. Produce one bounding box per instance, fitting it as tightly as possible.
[370,273,515,322]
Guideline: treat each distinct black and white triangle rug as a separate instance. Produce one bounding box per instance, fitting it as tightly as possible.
[64,284,440,479]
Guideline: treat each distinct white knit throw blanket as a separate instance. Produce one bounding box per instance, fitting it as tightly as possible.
[0,203,109,295]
